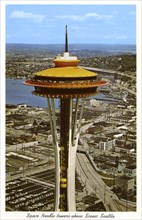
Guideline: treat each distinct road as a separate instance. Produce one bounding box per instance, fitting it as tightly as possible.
[6,141,39,152]
[76,153,135,211]
[80,66,136,96]
[26,176,55,188]
[81,66,136,80]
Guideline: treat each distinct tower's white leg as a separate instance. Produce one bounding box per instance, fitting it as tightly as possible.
[72,98,79,146]
[47,98,60,211]
[67,98,85,211]
[74,98,85,147]
[67,98,76,211]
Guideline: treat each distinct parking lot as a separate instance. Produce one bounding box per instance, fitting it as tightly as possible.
[6,168,84,211]
[6,169,55,211]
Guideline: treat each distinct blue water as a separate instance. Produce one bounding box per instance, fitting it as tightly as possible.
[6,78,49,108]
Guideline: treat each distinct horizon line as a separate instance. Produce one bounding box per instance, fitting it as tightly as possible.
[6,42,136,46]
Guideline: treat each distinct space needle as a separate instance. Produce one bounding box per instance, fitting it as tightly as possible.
[24,26,107,211]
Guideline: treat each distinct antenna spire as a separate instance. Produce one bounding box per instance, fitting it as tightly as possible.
[65,25,68,52]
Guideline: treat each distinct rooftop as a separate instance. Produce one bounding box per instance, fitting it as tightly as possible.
[118,175,134,180]
[35,67,97,78]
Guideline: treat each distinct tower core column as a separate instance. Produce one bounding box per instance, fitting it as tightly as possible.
[60,98,70,211]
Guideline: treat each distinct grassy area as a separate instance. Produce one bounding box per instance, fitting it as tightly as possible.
[102,178,115,187]
[97,170,114,178]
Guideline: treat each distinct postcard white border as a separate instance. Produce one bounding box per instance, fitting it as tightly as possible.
[0,1,142,220]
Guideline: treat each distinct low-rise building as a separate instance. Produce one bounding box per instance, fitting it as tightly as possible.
[99,137,115,151]
[124,164,136,177]
[115,175,135,196]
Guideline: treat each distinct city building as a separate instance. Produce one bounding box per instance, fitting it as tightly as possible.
[115,175,135,196]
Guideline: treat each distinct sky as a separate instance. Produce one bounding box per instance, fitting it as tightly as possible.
[6,4,136,44]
